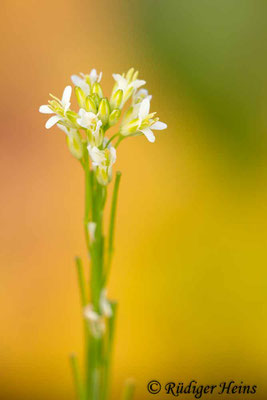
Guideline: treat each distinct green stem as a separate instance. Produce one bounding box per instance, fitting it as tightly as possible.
[91,182,106,312]
[75,256,90,398]
[115,135,125,148]
[102,302,118,400]
[83,148,96,398]
[70,353,86,400]
[105,132,119,148]
[88,336,102,399]
[87,181,107,400]
[82,143,121,400]
[104,171,121,285]
[83,146,93,255]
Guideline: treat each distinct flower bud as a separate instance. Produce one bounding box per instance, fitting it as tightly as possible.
[109,109,121,126]
[98,98,110,125]
[92,82,103,99]
[66,129,83,159]
[110,89,123,110]
[96,167,109,186]
[91,93,100,109]
[94,126,104,147]
[85,95,97,114]
[120,118,139,136]
[75,86,86,108]
[121,106,135,125]
[66,110,78,125]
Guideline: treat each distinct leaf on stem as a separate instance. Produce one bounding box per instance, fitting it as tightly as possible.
[69,353,87,400]
[75,257,88,307]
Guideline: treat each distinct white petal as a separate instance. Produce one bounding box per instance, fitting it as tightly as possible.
[86,111,97,119]
[45,115,61,129]
[71,75,90,95]
[109,147,117,165]
[138,98,150,120]
[90,69,97,83]
[87,145,106,165]
[90,68,97,76]
[39,105,54,114]
[133,88,148,101]
[88,222,97,242]
[112,73,122,82]
[96,120,102,128]
[92,119,102,135]
[98,71,102,82]
[139,88,148,96]
[150,121,167,130]
[78,108,86,117]
[57,124,68,134]
[71,75,84,86]
[132,79,146,90]
[84,304,99,322]
[113,74,127,90]
[77,110,97,128]
[77,118,85,128]
[140,128,155,143]
[62,85,72,105]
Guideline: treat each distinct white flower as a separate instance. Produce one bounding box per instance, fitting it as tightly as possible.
[120,97,167,143]
[132,88,152,105]
[71,69,102,96]
[77,109,103,145]
[88,146,106,166]
[83,289,112,337]
[112,68,146,107]
[77,109,99,129]
[140,120,167,143]
[87,144,116,185]
[112,74,145,93]
[88,145,116,168]
[84,304,105,338]
[39,86,72,129]
[137,98,167,143]
[84,305,99,322]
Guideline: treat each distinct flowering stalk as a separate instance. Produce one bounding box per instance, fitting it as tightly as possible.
[39,68,167,400]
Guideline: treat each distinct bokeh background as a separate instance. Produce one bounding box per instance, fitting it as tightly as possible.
[1,0,267,399]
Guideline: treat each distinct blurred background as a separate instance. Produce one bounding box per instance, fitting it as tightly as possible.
[1,0,267,399]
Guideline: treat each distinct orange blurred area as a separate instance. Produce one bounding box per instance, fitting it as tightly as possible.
[1,1,267,399]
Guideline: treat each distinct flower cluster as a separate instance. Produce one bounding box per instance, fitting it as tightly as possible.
[39,68,167,185]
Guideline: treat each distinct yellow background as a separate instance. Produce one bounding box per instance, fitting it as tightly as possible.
[0,1,267,399]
